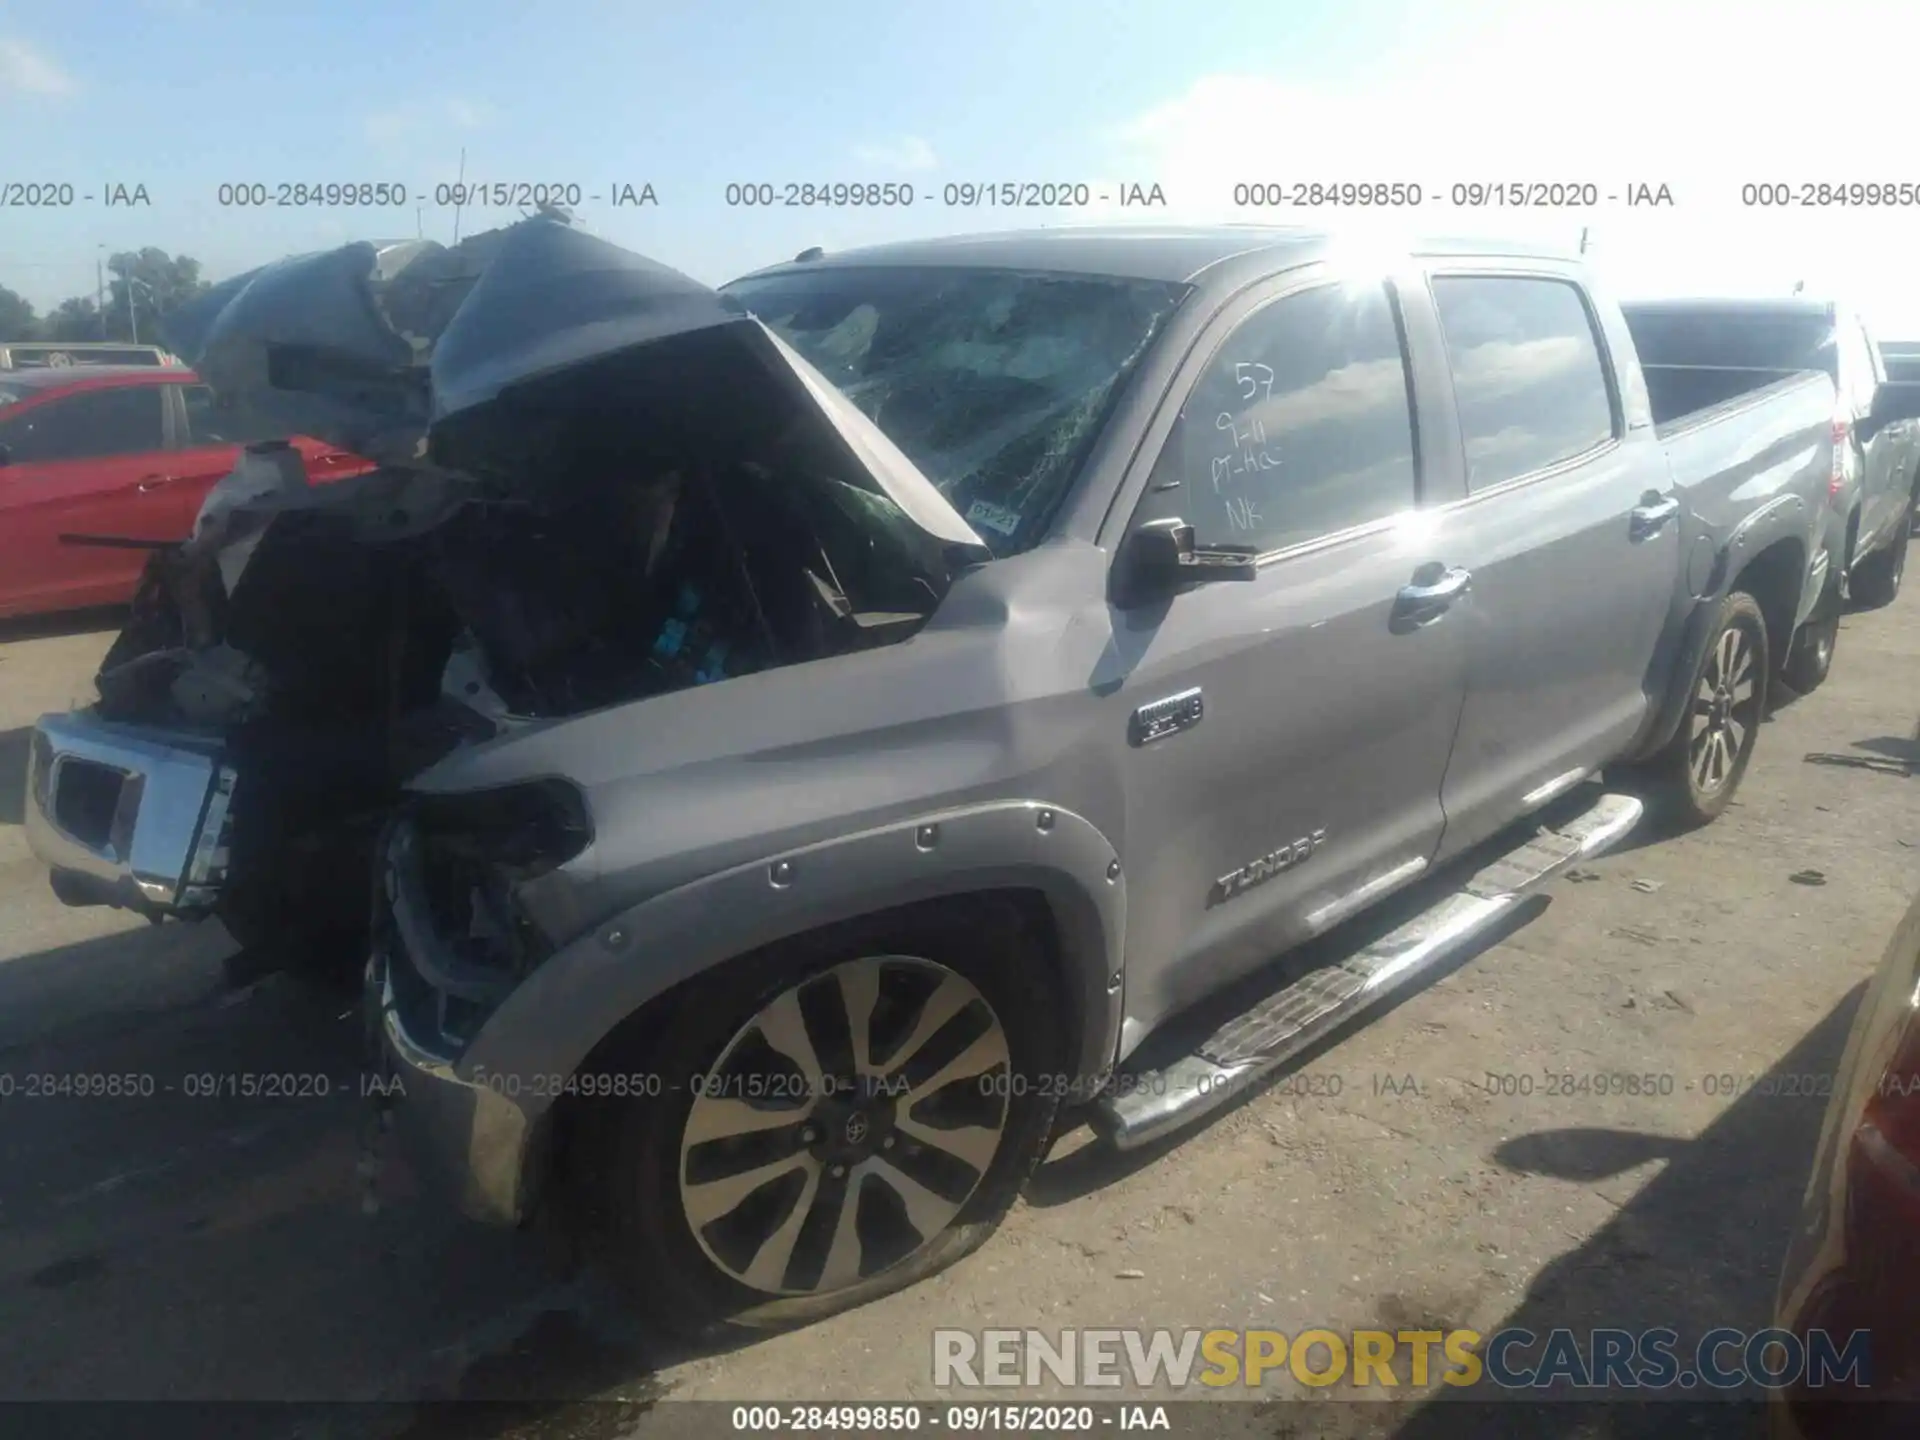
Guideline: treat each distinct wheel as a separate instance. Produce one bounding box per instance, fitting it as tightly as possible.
[1779,607,1838,695]
[590,899,1062,1337]
[1850,520,1908,609]
[1641,590,1769,828]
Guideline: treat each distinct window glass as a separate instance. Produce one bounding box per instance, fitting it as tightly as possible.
[725,266,1187,556]
[181,383,286,445]
[1433,277,1615,492]
[1132,282,1417,553]
[0,386,165,463]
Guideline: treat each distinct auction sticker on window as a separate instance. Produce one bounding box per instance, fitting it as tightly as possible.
[965,499,1023,538]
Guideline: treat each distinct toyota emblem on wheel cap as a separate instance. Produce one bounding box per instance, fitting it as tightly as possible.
[843,1114,869,1145]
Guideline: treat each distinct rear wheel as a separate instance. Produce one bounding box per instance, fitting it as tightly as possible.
[1641,590,1769,829]
[590,899,1062,1338]
[1850,520,1909,610]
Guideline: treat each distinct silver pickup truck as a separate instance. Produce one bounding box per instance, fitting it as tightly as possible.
[22,217,1844,1336]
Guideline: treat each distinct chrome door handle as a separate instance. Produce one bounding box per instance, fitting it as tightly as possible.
[1394,566,1472,625]
[1630,495,1680,539]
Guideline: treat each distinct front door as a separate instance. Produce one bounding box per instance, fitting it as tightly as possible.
[0,383,175,615]
[1425,270,1676,861]
[1106,271,1470,1037]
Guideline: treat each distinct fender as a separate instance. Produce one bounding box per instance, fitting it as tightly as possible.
[1630,494,1809,761]
[461,799,1128,1132]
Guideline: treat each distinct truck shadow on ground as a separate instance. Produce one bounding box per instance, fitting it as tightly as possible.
[0,726,28,825]
[1282,983,1863,1440]
[0,923,723,1440]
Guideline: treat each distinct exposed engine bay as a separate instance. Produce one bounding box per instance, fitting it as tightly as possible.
[37,212,990,964]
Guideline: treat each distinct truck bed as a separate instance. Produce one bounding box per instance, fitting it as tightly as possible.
[1641,364,1834,440]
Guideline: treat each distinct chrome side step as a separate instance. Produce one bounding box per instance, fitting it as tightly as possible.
[1090,791,1644,1151]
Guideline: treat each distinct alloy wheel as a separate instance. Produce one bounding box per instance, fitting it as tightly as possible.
[1689,621,1760,795]
[678,956,1012,1297]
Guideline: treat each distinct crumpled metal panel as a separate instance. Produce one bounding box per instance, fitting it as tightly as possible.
[161,215,987,553]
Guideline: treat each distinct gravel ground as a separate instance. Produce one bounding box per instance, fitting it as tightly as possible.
[0,584,1913,1440]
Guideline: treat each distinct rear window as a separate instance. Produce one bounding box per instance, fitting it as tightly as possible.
[1622,307,1837,380]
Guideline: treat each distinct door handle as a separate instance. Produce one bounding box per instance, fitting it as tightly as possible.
[136,474,174,492]
[1393,565,1472,625]
[1630,494,1680,540]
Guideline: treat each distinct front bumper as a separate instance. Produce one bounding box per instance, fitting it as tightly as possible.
[365,824,543,1227]
[23,710,237,917]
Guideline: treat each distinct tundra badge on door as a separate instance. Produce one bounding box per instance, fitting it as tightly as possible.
[1209,829,1328,907]
[1129,687,1205,746]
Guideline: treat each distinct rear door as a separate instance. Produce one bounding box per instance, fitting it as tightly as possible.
[1105,265,1471,1032]
[1426,268,1676,863]
[0,383,174,615]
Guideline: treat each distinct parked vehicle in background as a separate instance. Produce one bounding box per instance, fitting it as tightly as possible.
[1771,886,1920,1437]
[0,366,374,618]
[1883,341,1920,531]
[1621,299,1920,694]
[22,219,1837,1334]
[1879,340,1920,384]
[0,341,181,370]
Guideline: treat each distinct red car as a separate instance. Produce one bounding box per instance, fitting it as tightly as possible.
[1772,885,1920,1437]
[0,366,373,619]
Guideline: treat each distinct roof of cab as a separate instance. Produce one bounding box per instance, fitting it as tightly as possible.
[727,225,1580,293]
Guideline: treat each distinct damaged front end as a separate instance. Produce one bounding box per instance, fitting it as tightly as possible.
[22,213,987,964]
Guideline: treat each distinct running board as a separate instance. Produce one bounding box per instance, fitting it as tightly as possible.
[1090,791,1644,1151]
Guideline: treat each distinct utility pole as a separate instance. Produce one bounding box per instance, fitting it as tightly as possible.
[125,272,138,344]
[1578,226,1590,255]
[452,147,467,245]
[96,245,107,339]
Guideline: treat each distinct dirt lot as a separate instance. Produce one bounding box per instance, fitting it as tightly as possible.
[0,584,1914,1439]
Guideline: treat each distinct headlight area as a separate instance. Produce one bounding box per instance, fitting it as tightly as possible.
[379,779,595,1055]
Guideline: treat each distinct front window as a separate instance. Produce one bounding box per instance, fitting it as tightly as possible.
[723,265,1189,555]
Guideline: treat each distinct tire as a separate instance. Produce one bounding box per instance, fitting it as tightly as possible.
[1850,519,1909,610]
[218,886,367,990]
[1641,590,1770,829]
[589,897,1063,1339]
[1779,607,1838,695]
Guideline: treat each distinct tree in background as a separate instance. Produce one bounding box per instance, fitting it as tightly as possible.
[1,251,210,344]
[41,297,105,342]
[103,249,209,343]
[0,285,35,339]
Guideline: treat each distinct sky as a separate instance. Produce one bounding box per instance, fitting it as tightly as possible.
[4,0,1920,332]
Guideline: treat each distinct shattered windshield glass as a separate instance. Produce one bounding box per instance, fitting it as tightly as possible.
[723,266,1188,555]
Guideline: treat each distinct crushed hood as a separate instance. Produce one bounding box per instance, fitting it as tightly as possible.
[162,214,988,556]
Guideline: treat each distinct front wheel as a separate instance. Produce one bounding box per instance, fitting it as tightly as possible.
[591,900,1062,1338]
[1639,590,1770,829]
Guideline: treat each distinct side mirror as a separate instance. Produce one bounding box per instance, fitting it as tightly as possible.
[1115,517,1258,604]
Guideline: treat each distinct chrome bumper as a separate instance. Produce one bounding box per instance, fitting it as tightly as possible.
[23,710,237,916]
